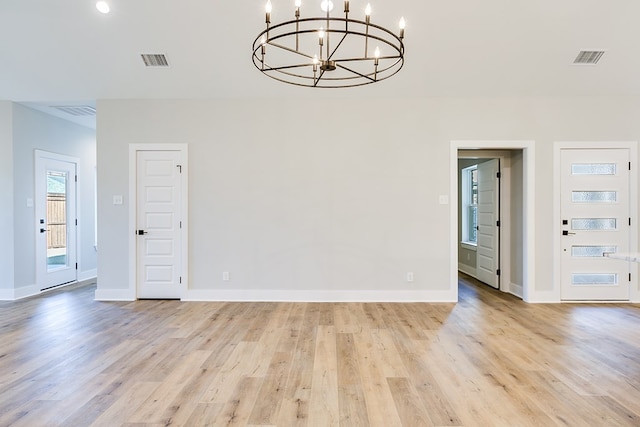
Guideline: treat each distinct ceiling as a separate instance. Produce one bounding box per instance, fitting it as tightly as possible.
[2,0,640,128]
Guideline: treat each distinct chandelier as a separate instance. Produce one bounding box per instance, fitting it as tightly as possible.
[252,1,406,88]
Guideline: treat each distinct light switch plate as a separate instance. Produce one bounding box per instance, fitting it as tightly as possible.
[439,195,449,205]
[113,195,123,205]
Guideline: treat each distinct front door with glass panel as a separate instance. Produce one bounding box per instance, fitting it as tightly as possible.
[560,149,630,300]
[35,152,78,290]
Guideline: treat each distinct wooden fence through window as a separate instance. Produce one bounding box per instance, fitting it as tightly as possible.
[47,193,66,249]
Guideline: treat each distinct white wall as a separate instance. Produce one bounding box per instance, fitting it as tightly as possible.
[0,102,14,296]
[11,104,97,294]
[96,96,640,301]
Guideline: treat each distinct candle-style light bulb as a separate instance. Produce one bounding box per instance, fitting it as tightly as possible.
[295,0,301,6]
[374,46,380,59]
[261,35,267,45]
[344,0,349,13]
[399,17,406,39]
[319,27,325,41]
[265,0,272,23]
[365,3,371,24]
[321,1,334,12]
[313,55,319,65]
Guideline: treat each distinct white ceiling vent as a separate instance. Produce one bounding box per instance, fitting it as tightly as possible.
[141,53,169,67]
[51,105,96,116]
[573,50,605,65]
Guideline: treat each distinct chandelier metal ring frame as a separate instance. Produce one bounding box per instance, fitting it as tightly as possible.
[252,2,406,88]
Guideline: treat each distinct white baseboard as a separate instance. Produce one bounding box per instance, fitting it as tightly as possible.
[509,282,524,298]
[525,290,560,303]
[95,288,136,301]
[78,269,97,282]
[457,263,477,278]
[0,288,14,300]
[14,285,40,300]
[182,288,457,303]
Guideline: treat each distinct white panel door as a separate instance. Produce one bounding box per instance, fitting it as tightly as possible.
[560,149,630,301]
[35,153,77,290]
[476,159,500,288]
[137,151,182,299]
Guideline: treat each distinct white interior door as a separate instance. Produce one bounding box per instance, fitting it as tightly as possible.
[35,152,77,290]
[476,159,500,288]
[136,151,183,299]
[560,149,630,301]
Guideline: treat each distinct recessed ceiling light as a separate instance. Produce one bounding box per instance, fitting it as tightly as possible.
[96,1,110,14]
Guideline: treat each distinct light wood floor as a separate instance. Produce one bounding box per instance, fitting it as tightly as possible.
[2,276,640,426]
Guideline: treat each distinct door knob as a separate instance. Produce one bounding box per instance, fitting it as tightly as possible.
[562,230,576,236]
[40,228,47,233]
[137,229,148,235]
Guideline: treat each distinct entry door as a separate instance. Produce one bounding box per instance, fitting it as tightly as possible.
[35,154,77,289]
[476,159,500,288]
[136,151,183,299]
[560,149,630,301]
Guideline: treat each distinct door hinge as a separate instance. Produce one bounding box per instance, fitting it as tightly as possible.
[75,175,78,182]
[496,269,501,276]
[629,273,632,282]
[630,218,632,226]
[177,164,182,173]
[629,162,631,171]
[496,220,501,227]
[180,221,182,229]
[75,263,78,270]
[496,172,501,179]
[179,276,182,284]
[75,219,77,226]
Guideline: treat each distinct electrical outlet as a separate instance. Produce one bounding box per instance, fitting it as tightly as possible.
[406,272,414,282]
[222,271,230,281]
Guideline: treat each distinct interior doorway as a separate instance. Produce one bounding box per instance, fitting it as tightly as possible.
[450,141,535,302]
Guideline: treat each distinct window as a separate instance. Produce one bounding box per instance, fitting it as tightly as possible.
[462,165,478,245]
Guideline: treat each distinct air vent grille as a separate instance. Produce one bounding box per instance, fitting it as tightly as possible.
[51,105,96,116]
[573,50,605,65]
[141,54,169,67]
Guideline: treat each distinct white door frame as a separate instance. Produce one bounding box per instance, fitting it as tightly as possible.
[451,141,536,302]
[34,150,80,291]
[553,141,638,302]
[128,143,189,299]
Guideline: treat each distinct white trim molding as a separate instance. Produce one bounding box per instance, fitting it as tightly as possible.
[183,288,457,303]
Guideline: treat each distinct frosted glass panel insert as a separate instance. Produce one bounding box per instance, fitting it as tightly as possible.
[572,191,617,203]
[571,218,617,230]
[571,246,617,257]
[572,273,617,285]
[571,163,616,175]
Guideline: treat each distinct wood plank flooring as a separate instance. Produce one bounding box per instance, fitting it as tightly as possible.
[2,276,640,426]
